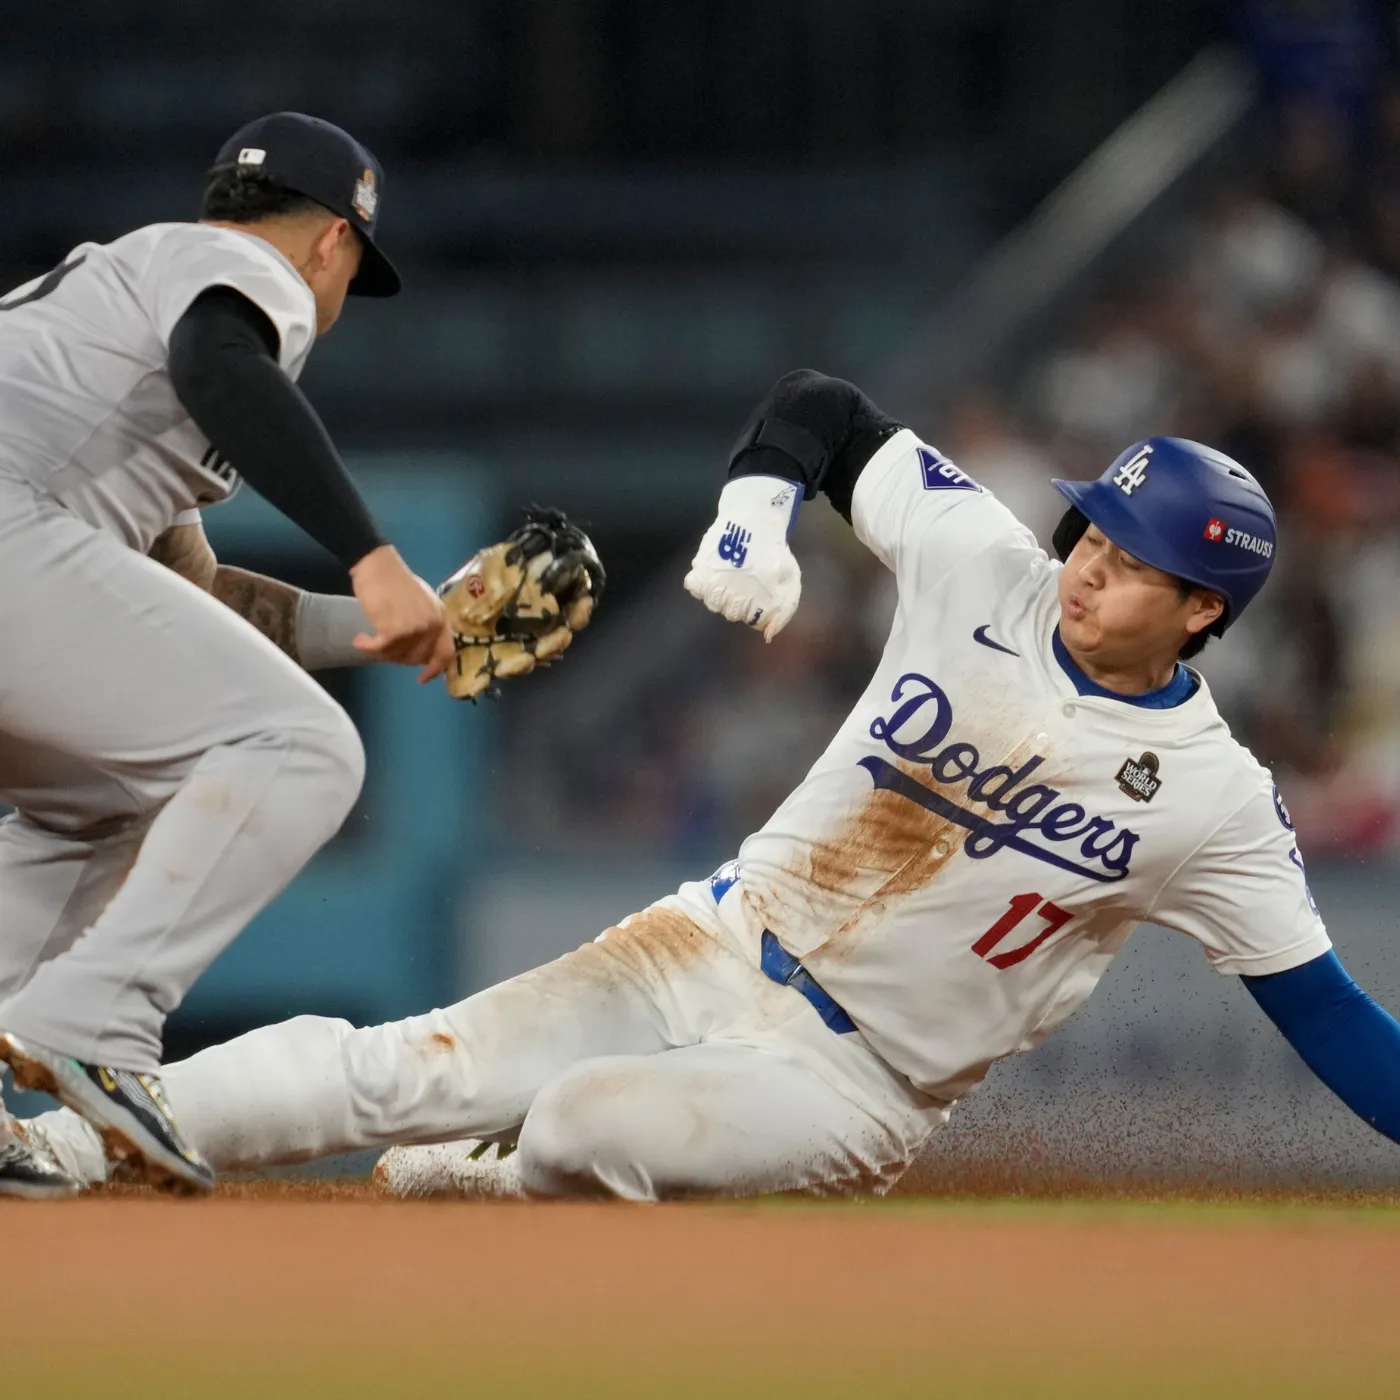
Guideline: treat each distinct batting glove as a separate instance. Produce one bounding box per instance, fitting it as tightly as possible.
[683,475,802,642]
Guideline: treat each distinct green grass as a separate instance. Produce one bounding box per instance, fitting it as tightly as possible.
[734,1189,1400,1227]
[15,1350,1400,1400]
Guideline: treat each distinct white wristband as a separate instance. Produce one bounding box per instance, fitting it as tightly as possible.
[716,474,802,540]
[294,591,376,670]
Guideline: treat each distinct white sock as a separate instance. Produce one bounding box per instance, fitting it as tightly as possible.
[373,1139,526,1199]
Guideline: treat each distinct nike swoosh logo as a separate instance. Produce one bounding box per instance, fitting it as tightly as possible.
[972,624,1019,657]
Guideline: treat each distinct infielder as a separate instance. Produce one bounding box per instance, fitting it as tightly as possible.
[27,371,1400,1201]
[0,113,602,1199]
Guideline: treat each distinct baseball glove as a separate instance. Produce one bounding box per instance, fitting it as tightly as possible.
[438,506,604,701]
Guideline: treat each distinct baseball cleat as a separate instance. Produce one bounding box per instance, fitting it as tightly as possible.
[0,1118,83,1200]
[373,1138,525,1200]
[0,1033,213,1195]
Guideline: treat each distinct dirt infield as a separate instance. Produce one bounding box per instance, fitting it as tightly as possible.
[7,1180,1400,1399]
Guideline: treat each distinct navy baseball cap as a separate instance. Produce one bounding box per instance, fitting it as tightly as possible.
[212,112,401,297]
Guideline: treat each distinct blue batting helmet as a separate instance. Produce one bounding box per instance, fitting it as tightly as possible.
[1051,437,1276,625]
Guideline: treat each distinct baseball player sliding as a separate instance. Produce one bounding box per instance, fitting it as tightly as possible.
[25,371,1400,1201]
[0,114,601,1199]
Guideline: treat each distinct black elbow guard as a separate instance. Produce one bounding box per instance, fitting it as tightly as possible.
[727,369,902,521]
[727,370,835,498]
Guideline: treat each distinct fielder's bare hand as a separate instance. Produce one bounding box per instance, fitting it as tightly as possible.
[350,544,455,680]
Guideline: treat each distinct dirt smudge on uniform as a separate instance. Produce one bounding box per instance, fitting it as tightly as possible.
[597,904,716,974]
[784,737,1047,960]
[187,778,238,817]
[94,834,147,921]
[553,902,720,999]
[802,768,964,957]
[409,1032,458,1061]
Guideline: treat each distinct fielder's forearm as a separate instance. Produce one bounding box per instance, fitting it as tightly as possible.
[726,369,903,523]
[212,566,375,670]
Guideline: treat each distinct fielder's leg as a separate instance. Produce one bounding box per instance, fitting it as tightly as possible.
[0,497,363,1070]
[0,807,149,1009]
[0,493,363,1189]
[0,788,149,1196]
[0,734,155,1032]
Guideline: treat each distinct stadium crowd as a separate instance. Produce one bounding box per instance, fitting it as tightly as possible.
[1025,86,1400,860]
[518,65,1400,867]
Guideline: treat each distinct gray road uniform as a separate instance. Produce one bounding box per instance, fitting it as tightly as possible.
[0,222,364,1071]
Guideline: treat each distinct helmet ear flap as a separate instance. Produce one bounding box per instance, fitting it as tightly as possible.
[1052,506,1089,563]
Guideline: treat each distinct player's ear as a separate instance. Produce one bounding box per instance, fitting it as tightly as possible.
[313,216,353,270]
[1183,587,1225,637]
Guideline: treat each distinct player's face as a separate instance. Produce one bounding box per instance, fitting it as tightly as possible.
[1058,524,1222,680]
[302,220,363,335]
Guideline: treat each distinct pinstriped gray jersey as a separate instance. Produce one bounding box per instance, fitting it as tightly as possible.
[0,223,317,551]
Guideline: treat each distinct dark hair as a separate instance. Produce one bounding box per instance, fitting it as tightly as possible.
[1052,506,1226,661]
[199,168,330,224]
[1174,580,1227,659]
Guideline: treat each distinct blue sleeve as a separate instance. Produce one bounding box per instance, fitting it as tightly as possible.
[1242,950,1400,1145]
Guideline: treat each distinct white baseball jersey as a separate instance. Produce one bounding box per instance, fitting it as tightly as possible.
[0,222,317,552]
[725,429,1329,1102]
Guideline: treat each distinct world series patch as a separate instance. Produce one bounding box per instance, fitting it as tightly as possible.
[1116,751,1161,803]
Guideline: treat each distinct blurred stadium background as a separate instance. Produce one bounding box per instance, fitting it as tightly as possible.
[6,0,1400,1182]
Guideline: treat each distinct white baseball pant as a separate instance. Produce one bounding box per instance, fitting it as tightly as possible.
[34,880,945,1199]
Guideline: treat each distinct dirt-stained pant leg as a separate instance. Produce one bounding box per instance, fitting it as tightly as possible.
[517,1042,923,1200]
[37,924,686,1175]
[34,901,941,1196]
[0,488,364,1070]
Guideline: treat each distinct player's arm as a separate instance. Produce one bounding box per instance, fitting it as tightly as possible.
[1242,952,1400,1144]
[166,287,451,678]
[148,517,379,670]
[683,370,902,639]
[147,518,218,592]
[149,510,604,694]
[1150,776,1400,1147]
[724,369,903,521]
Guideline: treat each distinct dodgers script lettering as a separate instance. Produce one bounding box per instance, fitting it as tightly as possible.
[864,673,1140,883]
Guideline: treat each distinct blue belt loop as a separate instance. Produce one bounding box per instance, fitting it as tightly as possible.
[708,860,740,905]
[760,930,857,1036]
[708,863,855,1036]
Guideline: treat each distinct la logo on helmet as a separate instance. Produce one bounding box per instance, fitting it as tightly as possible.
[1112,445,1151,495]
